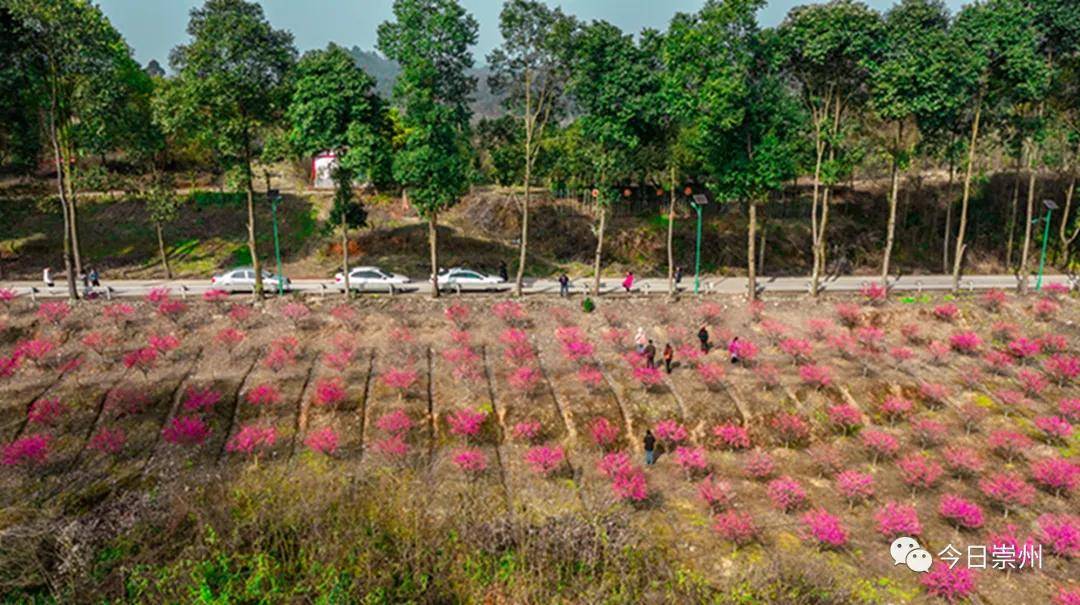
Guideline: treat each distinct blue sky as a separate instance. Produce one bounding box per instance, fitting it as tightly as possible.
[98,0,967,69]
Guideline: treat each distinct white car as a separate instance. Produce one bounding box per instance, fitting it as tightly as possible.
[211,267,292,293]
[436,267,506,291]
[334,266,410,291]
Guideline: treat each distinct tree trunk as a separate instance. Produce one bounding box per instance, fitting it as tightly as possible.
[666,165,676,299]
[47,92,77,300]
[246,175,262,300]
[429,210,440,299]
[758,219,767,275]
[951,100,982,292]
[515,176,529,297]
[809,121,826,297]
[1005,153,1023,268]
[747,197,757,302]
[156,222,172,279]
[1018,137,1039,295]
[1059,172,1077,267]
[881,121,903,283]
[67,160,84,277]
[943,153,955,273]
[592,205,606,297]
[342,215,350,299]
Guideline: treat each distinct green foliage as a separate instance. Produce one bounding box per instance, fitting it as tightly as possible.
[582,297,595,313]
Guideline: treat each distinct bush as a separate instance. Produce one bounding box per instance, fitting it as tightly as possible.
[712,423,751,450]
[698,363,726,390]
[712,511,759,546]
[801,509,848,549]
[808,444,845,477]
[978,473,1036,515]
[860,282,887,305]
[654,419,689,445]
[938,494,984,529]
[581,297,595,313]
[245,384,282,407]
[524,445,565,477]
[933,303,959,322]
[698,475,734,512]
[1029,457,1079,496]
[798,364,833,389]
[875,502,920,538]
[1035,416,1073,443]
[163,416,211,446]
[447,408,488,439]
[779,338,814,364]
[510,420,542,443]
[898,454,944,491]
[835,303,861,327]
[1,434,51,467]
[313,378,347,407]
[879,396,914,424]
[834,470,875,505]
[860,430,900,464]
[673,446,709,479]
[743,450,776,480]
[767,476,808,512]
[920,562,976,603]
[769,413,811,447]
[1060,398,1080,423]
[451,447,488,475]
[981,288,1007,311]
[304,427,339,455]
[375,409,414,435]
[589,417,620,450]
[1033,296,1060,321]
[911,418,948,448]
[1044,354,1080,385]
[183,387,222,412]
[27,397,66,427]
[826,404,863,434]
[89,426,126,455]
[988,430,1031,462]
[949,331,982,354]
[942,447,984,478]
[1037,514,1080,558]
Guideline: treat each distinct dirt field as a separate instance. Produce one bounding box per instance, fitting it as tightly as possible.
[1,288,1078,603]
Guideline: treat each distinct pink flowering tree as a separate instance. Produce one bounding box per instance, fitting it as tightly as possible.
[874,501,921,538]
[698,475,734,513]
[835,470,875,506]
[826,404,863,435]
[36,301,71,327]
[216,328,246,354]
[835,302,862,328]
[767,476,808,512]
[711,423,751,450]
[382,368,419,400]
[1033,296,1061,321]
[1030,457,1080,496]
[182,387,222,413]
[226,424,278,456]
[981,288,1007,311]
[673,446,709,479]
[372,434,409,462]
[1035,416,1073,444]
[576,365,604,391]
[933,302,959,322]
[89,426,126,455]
[523,445,565,477]
[589,417,620,451]
[898,454,944,493]
[769,413,811,448]
[1037,514,1080,558]
[921,562,976,603]
[611,466,650,504]
[779,338,814,365]
[280,302,310,326]
[444,304,470,328]
[860,282,888,305]
[510,420,543,443]
[911,418,948,449]
[988,430,1032,462]
[949,331,982,354]
[1044,354,1080,386]
[451,447,488,478]
[979,472,1035,517]
[712,511,759,546]
[798,364,833,389]
[942,446,984,478]
[697,363,726,391]
[938,494,984,529]
[801,509,848,549]
[1,434,51,468]
[654,419,689,447]
[879,395,914,424]
[162,416,211,446]
[508,365,541,395]
[632,366,664,390]
[742,449,776,480]
[27,397,67,427]
[245,384,282,407]
[313,378,347,407]
[123,347,159,377]
[861,430,900,465]
[446,407,488,441]
[304,427,339,455]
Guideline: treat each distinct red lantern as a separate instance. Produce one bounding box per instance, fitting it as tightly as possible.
[591,188,599,199]
[623,188,632,198]
[683,186,693,196]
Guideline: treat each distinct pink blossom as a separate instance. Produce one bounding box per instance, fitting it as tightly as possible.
[371,434,409,459]
[712,511,759,545]
[918,382,950,406]
[103,303,136,324]
[983,349,1014,373]
[508,365,541,393]
[742,450,776,480]
[447,407,487,438]
[995,389,1032,415]
[147,286,171,304]
[149,333,181,354]
[303,427,339,455]
[898,454,944,491]
[921,562,976,603]
[632,365,664,388]
[227,304,252,324]
[1030,457,1079,496]
[444,303,469,327]
[329,304,356,326]
[860,430,900,464]
[576,365,603,390]
[889,346,915,363]
[1044,354,1080,385]
[602,327,629,348]
[926,340,951,364]
[1007,337,1041,359]
[933,302,959,322]
[855,326,885,352]
[381,368,418,393]
[611,468,649,502]
[942,447,984,478]
[826,404,862,434]
[729,339,758,363]
[323,348,353,373]
[748,299,766,322]
[313,378,347,407]
[770,413,811,447]
[911,418,948,448]
[89,427,126,455]
[879,396,914,423]
[711,423,751,450]
[81,332,114,356]
[991,321,1021,341]
[491,300,525,323]
[698,475,734,512]
[1033,296,1061,321]
[245,384,282,407]
[654,419,689,445]
[561,339,595,362]
[499,328,529,348]
[123,347,159,375]
[760,319,789,343]
[375,410,414,435]
[523,445,565,477]
[0,287,15,305]
[510,420,542,442]
[226,424,277,455]
[981,288,1007,311]
[900,323,922,344]
[1040,333,1069,353]
[697,363,726,390]
[1,434,51,467]
[1043,282,1072,296]
[808,444,845,477]
[1037,514,1080,558]
[834,302,861,327]
[1055,587,1080,605]
[801,509,848,548]
[698,302,723,324]
[827,332,858,359]
[860,282,888,304]
[36,301,70,326]
[163,416,211,446]
[673,446,709,478]
[27,397,66,426]
[779,338,814,364]
[216,327,245,350]
[988,430,1031,461]
[598,451,633,478]
[589,417,620,450]
[1059,398,1080,423]
[949,331,982,354]
[451,447,488,475]
[554,325,584,344]
[202,288,229,303]
[835,470,875,504]
[1035,416,1073,443]
[1017,368,1048,397]
[807,318,835,340]
[875,502,921,537]
[157,300,187,320]
[986,525,1038,573]
[17,338,57,366]
[938,494,984,529]
[767,476,808,512]
[1,353,21,379]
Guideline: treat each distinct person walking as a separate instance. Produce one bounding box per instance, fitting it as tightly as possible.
[729,336,741,364]
[498,261,508,282]
[622,271,634,293]
[634,327,647,354]
[644,339,657,369]
[674,266,683,286]
[558,273,570,297]
[42,267,54,289]
[80,271,91,298]
[89,267,100,288]
[643,429,656,466]
[697,325,709,353]
[663,343,674,374]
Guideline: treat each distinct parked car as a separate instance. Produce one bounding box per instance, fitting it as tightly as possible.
[435,267,506,291]
[211,267,291,293]
[334,266,410,291]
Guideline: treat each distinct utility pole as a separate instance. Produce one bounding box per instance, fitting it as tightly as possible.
[690,190,709,294]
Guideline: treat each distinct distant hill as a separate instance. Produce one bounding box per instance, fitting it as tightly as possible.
[347,47,505,119]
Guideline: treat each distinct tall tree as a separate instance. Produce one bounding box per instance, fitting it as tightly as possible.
[378,0,478,299]
[169,0,296,299]
[567,21,660,296]
[666,0,801,301]
[0,6,42,173]
[949,0,1048,292]
[488,0,576,296]
[870,0,953,284]
[286,44,392,297]
[8,0,145,299]
[778,0,884,297]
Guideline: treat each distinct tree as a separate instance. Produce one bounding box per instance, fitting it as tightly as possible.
[665,0,801,301]
[378,0,477,299]
[8,0,146,300]
[286,44,392,297]
[949,0,1049,292]
[169,0,296,299]
[567,21,660,296]
[778,0,884,297]
[146,173,180,279]
[0,6,42,173]
[488,0,577,296]
[870,0,953,284]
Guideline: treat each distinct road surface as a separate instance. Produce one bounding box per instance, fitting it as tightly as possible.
[1,273,1074,300]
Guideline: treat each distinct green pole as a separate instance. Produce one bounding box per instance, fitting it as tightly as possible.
[1035,208,1052,291]
[271,197,283,295]
[694,204,703,294]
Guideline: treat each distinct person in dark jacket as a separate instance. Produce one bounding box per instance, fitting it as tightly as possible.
[498,261,508,282]
[558,273,570,297]
[674,266,683,286]
[644,340,657,369]
[663,343,674,374]
[644,430,656,465]
[697,325,709,353]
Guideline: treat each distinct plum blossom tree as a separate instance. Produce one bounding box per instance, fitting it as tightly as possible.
[801,509,848,549]
[938,494,984,529]
[875,502,920,538]
[227,424,278,455]
[920,563,976,603]
[835,470,875,505]
[711,423,751,450]
[162,416,210,446]
[589,417,619,450]
[451,447,488,477]
[697,475,734,513]
[1,434,51,468]
[523,445,565,477]
[89,426,126,455]
[304,427,339,455]
[712,511,759,546]
[767,476,808,512]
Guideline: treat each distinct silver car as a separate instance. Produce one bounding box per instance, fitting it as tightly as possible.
[334,266,410,291]
[211,267,291,293]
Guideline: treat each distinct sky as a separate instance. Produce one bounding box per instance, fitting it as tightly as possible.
[98,0,968,70]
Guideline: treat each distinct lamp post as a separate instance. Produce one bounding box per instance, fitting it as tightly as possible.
[1035,198,1058,292]
[267,188,284,296]
[689,191,708,294]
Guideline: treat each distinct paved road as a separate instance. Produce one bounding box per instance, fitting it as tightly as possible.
[1,273,1074,300]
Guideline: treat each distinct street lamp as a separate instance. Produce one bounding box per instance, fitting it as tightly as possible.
[1036,198,1058,292]
[690,192,709,294]
[267,188,284,296]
